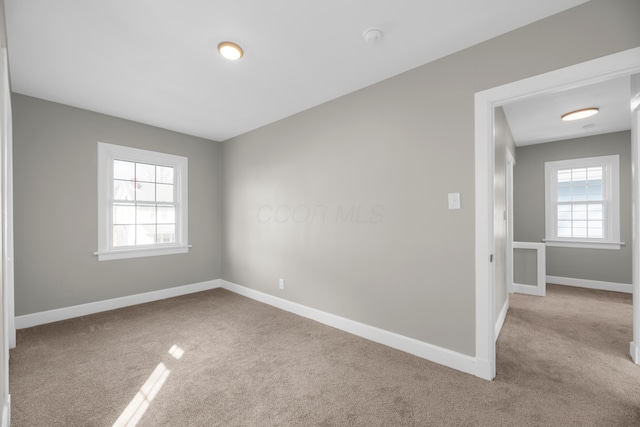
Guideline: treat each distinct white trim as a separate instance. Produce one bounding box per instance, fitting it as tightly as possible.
[475,91,496,380]
[506,150,515,294]
[543,239,624,250]
[1,49,15,350]
[0,49,11,427]
[512,241,546,297]
[221,280,478,376]
[546,275,632,294]
[494,298,509,342]
[15,279,221,329]
[94,245,190,261]
[475,47,640,380]
[631,73,640,364]
[1,395,9,427]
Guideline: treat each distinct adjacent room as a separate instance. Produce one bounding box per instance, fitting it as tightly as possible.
[0,0,639,425]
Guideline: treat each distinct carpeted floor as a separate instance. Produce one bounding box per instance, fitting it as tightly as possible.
[9,284,640,426]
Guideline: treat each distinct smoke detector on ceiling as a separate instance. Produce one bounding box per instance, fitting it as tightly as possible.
[363,28,383,44]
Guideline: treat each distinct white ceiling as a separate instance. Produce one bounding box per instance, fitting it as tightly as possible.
[503,76,632,146]
[5,0,588,142]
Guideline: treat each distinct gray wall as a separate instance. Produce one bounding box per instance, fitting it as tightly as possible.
[514,131,632,284]
[222,0,640,356]
[12,94,222,315]
[514,249,538,286]
[494,107,516,319]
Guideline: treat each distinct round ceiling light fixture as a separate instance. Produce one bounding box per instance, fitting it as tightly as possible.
[561,107,599,121]
[363,28,383,44]
[217,41,243,60]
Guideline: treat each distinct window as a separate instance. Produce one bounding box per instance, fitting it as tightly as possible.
[97,142,188,261]
[544,155,620,250]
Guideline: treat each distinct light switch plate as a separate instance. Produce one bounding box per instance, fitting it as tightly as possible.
[448,192,461,210]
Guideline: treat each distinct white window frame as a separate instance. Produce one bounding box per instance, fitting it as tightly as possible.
[96,142,189,261]
[544,154,621,250]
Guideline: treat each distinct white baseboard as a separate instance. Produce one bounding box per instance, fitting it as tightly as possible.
[15,279,222,329]
[631,341,639,364]
[546,275,632,294]
[494,298,509,342]
[2,395,9,427]
[512,282,546,297]
[221,280,478,377]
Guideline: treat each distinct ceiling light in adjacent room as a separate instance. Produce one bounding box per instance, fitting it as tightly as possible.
[561,107,599,121]
[217,41,243,60]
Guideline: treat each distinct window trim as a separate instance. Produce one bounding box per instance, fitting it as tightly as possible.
[544,154,621,250]
[96,142,189,261]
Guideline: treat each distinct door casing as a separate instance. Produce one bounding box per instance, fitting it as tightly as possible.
[474,47,640,380]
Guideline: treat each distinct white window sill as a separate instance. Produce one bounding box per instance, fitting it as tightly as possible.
[94,245,190,261]
[543,239,624,250]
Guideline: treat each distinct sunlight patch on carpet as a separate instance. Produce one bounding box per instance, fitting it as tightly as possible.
[112,344,183,427]
[169,344,184,360]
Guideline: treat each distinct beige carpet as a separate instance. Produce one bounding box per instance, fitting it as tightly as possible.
[9,284,640,426]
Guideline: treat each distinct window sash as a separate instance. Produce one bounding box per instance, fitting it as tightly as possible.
[109,159,177,249]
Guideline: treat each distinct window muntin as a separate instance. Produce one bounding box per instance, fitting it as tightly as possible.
[97,143,188,261]
[544,155,620,250]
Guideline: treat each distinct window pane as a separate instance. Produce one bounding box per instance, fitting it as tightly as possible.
[572,168,587,182]
[157,206,175,224]
[558,220,572,229]
[587,183,602,201]
[558,182,571,202]
[558,170,572,182]
[113,225,135,247]
[114,160,135,180]
[588,221,603,238]
[587,167,602,181]
[588,204,603,220]
[136,163,156,183]
[113,204,135,225]
[136,182,156,202]
[558,222,572,237]
[157,166,174,184]
[136,224,156,245]
[557,205,571,220]
[114,180,135,201]
[572,204,587,220]
[136,205,156,224]
[573,221,587,237]
[157,225,175,243]
[571,183,587,201]
[157,184,173,202]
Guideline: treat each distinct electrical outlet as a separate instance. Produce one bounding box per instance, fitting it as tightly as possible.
[279,279,285,290]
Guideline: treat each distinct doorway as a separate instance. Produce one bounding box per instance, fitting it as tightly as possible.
[474,46,640,380]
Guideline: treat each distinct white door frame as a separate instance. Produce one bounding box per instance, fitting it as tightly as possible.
[631,73,640,363]
[506,150,515,295]
[475,47,640,380]
[0,47,11,425]
[1,49,14,351]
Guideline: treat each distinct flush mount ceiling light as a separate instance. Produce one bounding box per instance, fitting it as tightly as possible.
[217,41,243,60]
[363,28,383,44]
[561,107,599,121]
